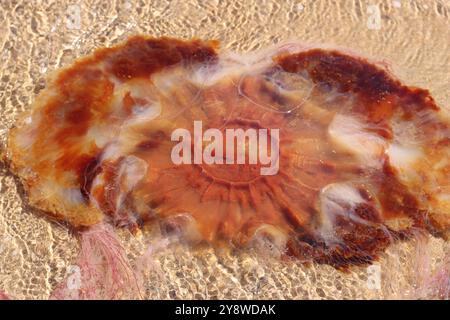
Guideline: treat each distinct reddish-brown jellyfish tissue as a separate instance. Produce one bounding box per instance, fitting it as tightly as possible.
[6,36,450,270]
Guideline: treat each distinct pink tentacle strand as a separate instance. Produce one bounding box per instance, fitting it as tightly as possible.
[411,232,449,300]
[50,223,142,300]
[0,291,11,300]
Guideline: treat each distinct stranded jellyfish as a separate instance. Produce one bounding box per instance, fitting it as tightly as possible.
[5,36,450,277]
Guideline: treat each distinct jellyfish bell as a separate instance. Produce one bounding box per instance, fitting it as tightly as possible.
[6,36,450,274]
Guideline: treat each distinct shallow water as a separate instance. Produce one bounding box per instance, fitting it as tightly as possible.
[0,0,449,299]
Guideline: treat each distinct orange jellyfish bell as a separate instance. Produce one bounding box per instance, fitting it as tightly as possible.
[7,36,450,268]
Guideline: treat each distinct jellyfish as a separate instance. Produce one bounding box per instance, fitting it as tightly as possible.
[5,36,449,298]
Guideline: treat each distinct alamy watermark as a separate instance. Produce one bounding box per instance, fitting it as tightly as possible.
[366,4,381,30]
[366,264,381,290]
[66,4,81,30]
[171,121,280,176]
